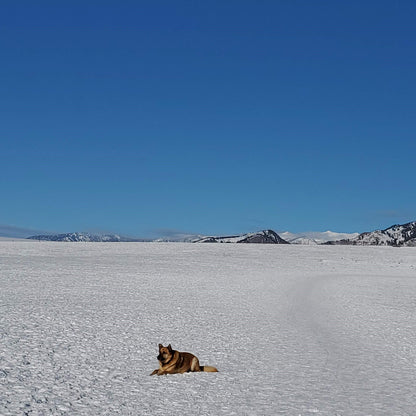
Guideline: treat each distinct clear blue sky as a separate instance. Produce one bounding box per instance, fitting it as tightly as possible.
[1,0,415,238]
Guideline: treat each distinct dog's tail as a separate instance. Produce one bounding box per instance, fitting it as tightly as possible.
[200,365,218,372]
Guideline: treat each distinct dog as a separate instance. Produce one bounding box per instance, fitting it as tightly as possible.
[150,344,218,375]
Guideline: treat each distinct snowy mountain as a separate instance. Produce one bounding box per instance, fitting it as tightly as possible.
[193,229,290,244]
[326,221,416,247]
[27,232,148,242]
[289,237,320,245]
[280,231,360,245]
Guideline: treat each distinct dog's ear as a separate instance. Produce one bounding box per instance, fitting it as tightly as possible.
[167,344,172,351]
[158,344,163,350]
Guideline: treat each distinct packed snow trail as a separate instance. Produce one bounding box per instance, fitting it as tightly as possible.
[0,242,415,415]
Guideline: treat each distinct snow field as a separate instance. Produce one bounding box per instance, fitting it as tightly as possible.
[0,242,415,415]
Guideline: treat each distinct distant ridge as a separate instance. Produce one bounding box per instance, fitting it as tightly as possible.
[193,229,290,244]
[27,230,290,244]
[19,221,416,245]
[280,231,360,245]
[325,221,416,247]
[27,232,149,242]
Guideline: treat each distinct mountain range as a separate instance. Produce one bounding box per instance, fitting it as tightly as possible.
[190,223,416,246]
[3,221,416,246]
[26,229,353,244]
[27,232,149,242]
[325,221,416,247]
[279,231,360,245]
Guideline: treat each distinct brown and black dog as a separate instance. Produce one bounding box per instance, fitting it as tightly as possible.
[150,344,218,375]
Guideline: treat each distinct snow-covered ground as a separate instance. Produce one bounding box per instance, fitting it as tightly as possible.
[1,242,415,415]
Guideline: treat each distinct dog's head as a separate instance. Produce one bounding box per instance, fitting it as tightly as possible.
[157,344,173,363]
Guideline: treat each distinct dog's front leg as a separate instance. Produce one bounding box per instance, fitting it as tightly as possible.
[156,370,168,375]
[150,369,169,375]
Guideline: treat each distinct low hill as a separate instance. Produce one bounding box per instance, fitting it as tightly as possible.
[193,229,290,244]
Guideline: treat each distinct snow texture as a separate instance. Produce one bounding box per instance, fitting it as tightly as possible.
[1,242,415,415]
